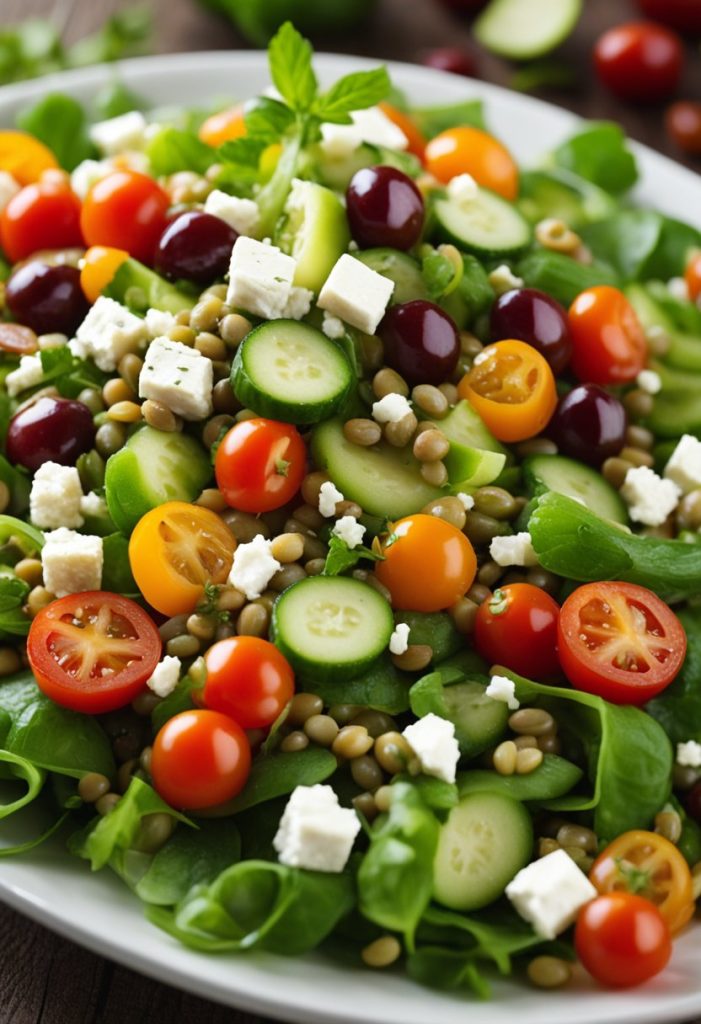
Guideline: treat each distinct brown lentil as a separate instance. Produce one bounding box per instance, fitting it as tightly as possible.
[186,613,217,641]
[134,812,176,854]
[159,614,189,642]
[117,759,137,793]
[413,428,450,463]
[654,809,683,844]
[421,496,467,530]
[189,295,224,333]
[352,791,378,821]
[174,310,193,326]
[514,734,538,750]
[166,633,201,659]
[222,509,270,543]
[26,586,55,617]
[374,785,393,813]
[270,564,307,592]
[270,532,305,564]
[351,710,396,738]
[535,218,581,254]
[195,331,227,361]
[463,510,504,545]
[676,490,701,531]
[556,824,598,853]
[304,713,340,746]
[328,704,363,725]
[203,413,235,449]
[493,740,518,775]
[237,602,270,637]
[234,408,257,423]
[301,534,328,562]
[385,412,418,448]
[438,381,458,405]
[14,558,43,587]
[537,733,562,755]
[538,837,561,857]
[623,388,654,419]
[449,596,478,634]
[118,353,144,392]
[525,566,560,595]
[527,955,572,989]
[305,557,326,576]
[477,560,503,588]
[619,445,654,468]
[467,583,491,605]
[95,421,127,458]
[602,456,634,489]
[103,377,136,407]
[212,378,239,415]
[336,500,363,519]
[193,488,227,514]
[142,398,179,432]
[0,646,20,676]
[95,792,121,816]
[473,486,518,521]
[420,459,448,486]
[77,388,105,415]
[391,644,433,672]
[219,312,252,346]
[361,936,402,969]
[515,437,558,458]
[215,587,245,613]
[301,471,330,507]
[78,772,111,803]
[132,690,161,717]
[333,725,374,760]
[107,400,142,424]
[293,504,325,531]
[373,367,409,399]
[375,732,413,774]
[215,621,236,641]
[509,708,556,736]
[344,417,382,447]
[412,384,449,418]
[563,845,593,871]
[625,424,654,451]
[459,330,483,357]
[280,730,310,753]
[516,749,544,774]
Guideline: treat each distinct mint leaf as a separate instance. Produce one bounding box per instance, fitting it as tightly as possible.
[243,96,295,141]
[314,67,391,124]
[267,22,317,114]
[322,535,384,577]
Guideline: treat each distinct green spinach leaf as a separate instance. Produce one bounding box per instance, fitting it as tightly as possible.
[135,818,241,906]
[228,747,337,814]
[146,127,216,176]
[552,122,638,195]
[16,93,95,170]
[305,654,411,715]
[647,605,701,745]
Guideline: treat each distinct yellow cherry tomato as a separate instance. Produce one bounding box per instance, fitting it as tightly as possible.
[198,105,246,148]
[80,245,130,303]
[424,125,519,199]
[379,102,428,161]
[0,131,58,186]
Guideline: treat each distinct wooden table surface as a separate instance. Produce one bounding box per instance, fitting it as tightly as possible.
[1,1,700,1022]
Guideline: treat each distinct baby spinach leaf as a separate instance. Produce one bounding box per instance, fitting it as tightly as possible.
[305,655,411,715]
[101,534,138,595]
[228,748,337,814]
[0,456,30,517]
[647,605,701,745]
[16,93,95,170]
[146,128,216,176]
[0,749,44,821]
[135,818,241,906]
[411,99,486,138]
[580,210,662,281]
[0,576,30,638]
[95,79,147,119]
[552,121,638,195]
[458,755,583,803]
[407,947,490,999]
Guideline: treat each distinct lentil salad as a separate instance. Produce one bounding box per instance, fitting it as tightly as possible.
[0,23,701,1000]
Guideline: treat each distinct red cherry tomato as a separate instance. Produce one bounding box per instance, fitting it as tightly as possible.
[637,0,701,34]
[575,893,672,989]
[215,418,307,514]
[203,636,295,729]
[568,286,647,386]
[685,252,701,302]
[474,584,560,680]
[594,22,683,102]
[27,592,161,714]
[80,171,170,264]
[0,181,83,263]
[558,582,686,705]
[151,709,251,810]
[666,101,701,155]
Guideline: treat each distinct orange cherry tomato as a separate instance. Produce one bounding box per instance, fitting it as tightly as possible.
[375,514,476,612]
[80,245,130,302]
[80,171,170,265]
[589,830,695,935]
[203,636,295,729]
[215,418,307,514]
[424,125,519,199]
[379,102,427,161]
[457,339,557,442]
[0,131,58,185]
[198,104,246,148]
[575,892,671,989]
[128,501,236,617]
[685,251,701,302]
[568,286,647,386]
[151,709,251,810]
[1,181,83,263]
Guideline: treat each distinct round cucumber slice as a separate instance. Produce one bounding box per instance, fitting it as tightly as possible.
[355,248,428,305]
[523,453,628,524]
[474,0,583,61]
[271,576,394,683]
[434,189,532,259]
[276,179,350,293]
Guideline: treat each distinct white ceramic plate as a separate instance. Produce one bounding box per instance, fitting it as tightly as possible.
[1,52,700,1024]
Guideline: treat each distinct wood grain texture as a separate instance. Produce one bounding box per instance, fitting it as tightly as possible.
[0,0,700,1021]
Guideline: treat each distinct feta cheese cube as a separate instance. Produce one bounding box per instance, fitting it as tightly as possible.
[667,276,690,302]
[89,111,147,155]
[228,534,281,600]
[318,254,394,335]
[319,106,409,159]
[637,369,662,395]
[665,434,701,495]
[74,296,149,372]
[456,492,475,511]
[41,529,103,597]
[204,190,260,237]
[488,264,524,296]
[389,622,410,655]
[322,312,346,339]
[506,849,597,939]
[621,465,679,526]
[371,393,412,424]
[226,236,299,319]
[5,354,43,397]
[146,656,182,698]
[490,532,538,567]
[331,515,366,549]
[485,674,520,711]
[318,480,344,518]
[144,307,176,339]
[677,740,701,768]
[447,173,478,205]
[80,491,108,519]
[0,170,20,213]
[37,333,68,350]
[30,462,84,529]
[70,159,109,200]
[402,713,460,784]
[273,784,361,872]
[139,337,213,421]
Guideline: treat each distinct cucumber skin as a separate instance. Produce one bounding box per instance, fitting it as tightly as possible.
[523,454,627,525]
[356,248,428,305]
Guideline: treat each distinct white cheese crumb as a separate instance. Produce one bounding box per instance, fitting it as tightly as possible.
[146,656,182,698]
[228,534,281,600]
[402,713,460,784]
[73,296,148,372]
[677,740,701,768]
[5,354,43,397]
[41,528,103,597]
[273,784,361,873]
[489,532,538,567]
[30,462,84,529]
[485,674,520,711]
[506,849,598,940]
[322,312,346,340]
[636,369,662,395]
[664,434,701,495]
[204,190,260,237]
[456,492,475,511]
[331,515,366,549]
[37,332,68,350]
[372,393,413,424]
[80,491,108,519]
[318,480,344,518]
[319,106,408,159]
[447,173,478,205]
[144,307,176,339]
[668,276,690,302]
[389,622,410,656]
[317,253,394,335]
[620,465,679,526]
[89,111,147,155]
[488,264,524,296]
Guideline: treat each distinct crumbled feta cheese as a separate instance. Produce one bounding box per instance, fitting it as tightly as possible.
[447,173,478,205]
[318,254,394,335]
[322,312,346,340]
[204,189,260,237]
[41,529,103,597]
[319,106,408,159]
[73,296,149,372]
[332,515,366,549]
[403,713,460,784]
[138,337,213,421]
[664,434,701,495]
[621,465,679,526]
[490,532,538,567]
[80,491,108,519]
[637,369,662,395]
[0,170,20,213]
[372,392,413,424]
[30,462,84,530]
[144,307,176,339]
[456,492,475,511]
[70,159,109,200]
[506,849,597,940]
[488,264,524,296]
[389,622,410,656]
[318,480,344,518]
[485,674,520,711]
[5,354,43,397]
[677,740,701,768]
[668,276,690,302]
[37,332,68,350]
[273,784,361,873]
[89,111,147,155]
[146,656,182,698]
[226,236,298,320]
[228,534,281,600]
[282,285,314,320]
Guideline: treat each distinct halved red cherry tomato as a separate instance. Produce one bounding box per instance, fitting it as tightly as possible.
[27,592,161,714]
[1,181,83,263]
[558,582,686,705]
[474,583,560,680]
[151,709,251,810]
[568,286,647,386]
[575,892,672,989]
[80,245,130,302]
[594,22,683,102]
[379,102,427,161]
[457,339,557,442]
[128,501,236,617]
[424,126,518,199]
[215,418,306,514]
[80,170,170,265]
[589,830,695,935]
[203,636,295,729]
[0,131,58,185]
[685,252,701,303]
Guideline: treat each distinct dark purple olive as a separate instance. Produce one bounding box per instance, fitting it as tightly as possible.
[491,288,573,375]
[423,46,479,78]
[5,262,89,337]
[549,384,627,466]
[379,300,459,386]
[346,166,424,251]
[6,396,95,472]
[686,782,701,823]
[154,210,237,284]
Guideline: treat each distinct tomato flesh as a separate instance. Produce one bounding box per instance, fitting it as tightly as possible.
[575,892,672,989]
[203,636,295,729]
[474,583,560,680]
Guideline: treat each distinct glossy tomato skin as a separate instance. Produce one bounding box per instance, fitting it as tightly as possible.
[80,245,130,303]
[594,22,683,102]
[575,893,672,989]
[0,131,58,185]
[198,104,246,147]
[1,182,83,263]
[685,252,701,303]
[151,709,251,810]
[378,103,427,161]
[666,101,701,155]
[27,592,161,714]
[637,0,701,34]
[203,636,295,729]
[80,171,170,264]
[569,287,647,386]
[215,418,306,514]
[424,126,518,199]
[558,582,686,705]
[474,584,560,680]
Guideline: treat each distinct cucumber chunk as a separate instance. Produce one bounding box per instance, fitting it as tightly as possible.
[232,320,353,425]
[271,576,394,683]
[474,0,582,60]
[434,188,532,259]
[445,442,506,489]
[433,791,533,911]
[517,250,620,307]
[104,258,195,313]
[410,673,509,757]
[524,453,627,524]
[626,284,701,373]
[428,399,507,456]
[276,180,350,293]
[356,248,428,305]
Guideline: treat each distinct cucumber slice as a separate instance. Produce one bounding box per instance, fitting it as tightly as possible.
[523,453,627,525]
[434,188,532,259]
[311,142,379,191]
[474,0,583,60]
[271,576,394,683]
[356,248,428,305]
[428,399,507,456]
[311,418,442,518]
[433,791,533,911]
[410,674,509,757]
[444,442,506,489]
[232,321,353,425]
[517,250,620,308]
[276,180,350,293]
